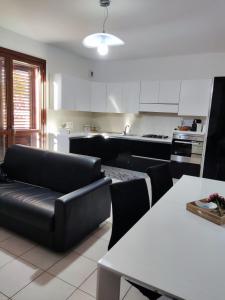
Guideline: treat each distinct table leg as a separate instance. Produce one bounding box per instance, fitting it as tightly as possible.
[96,265,121,300]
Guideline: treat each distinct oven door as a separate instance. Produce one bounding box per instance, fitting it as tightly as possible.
[171,139,203,164]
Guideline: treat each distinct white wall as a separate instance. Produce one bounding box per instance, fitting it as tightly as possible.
[89,52,225,135]
[1,26,223,139]
[92,112,181,137]
[0,26,90,78]
[91,52,225,82]
[0,26,92,142]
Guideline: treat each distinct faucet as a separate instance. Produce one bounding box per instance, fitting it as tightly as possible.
[123,124,130,135]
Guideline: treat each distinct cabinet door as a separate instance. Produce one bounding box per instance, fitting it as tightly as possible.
[107,83,124,113]
[74,78,91,112]
[53,74,90,111]
[139,103,178,113]
[140,80,159,103]
[158,80,181,104]
[123,82,140,113]
[91,82,107,112]
[53,74,76,110]
[178,79,212,116]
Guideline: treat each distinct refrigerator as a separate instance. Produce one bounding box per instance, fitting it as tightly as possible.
[203,77,225,180]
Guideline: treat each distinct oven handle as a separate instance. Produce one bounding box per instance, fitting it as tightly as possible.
[173,140,202,145]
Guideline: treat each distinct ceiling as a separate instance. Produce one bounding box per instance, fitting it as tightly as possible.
[1,0,225,61]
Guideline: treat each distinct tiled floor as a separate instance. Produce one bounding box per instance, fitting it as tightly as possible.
[0,220,157,300]
[0,168,174,300]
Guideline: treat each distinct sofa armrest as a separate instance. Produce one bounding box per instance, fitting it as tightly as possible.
[54,177,112,251]
[57,177,111,204]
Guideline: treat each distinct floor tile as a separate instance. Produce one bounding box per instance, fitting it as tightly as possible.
[0,258,42,297]
[74,235,108,262]
[80,271,131,299]
[93,222,112,241]
[123,286,148,300]
[79,270,97,297]
[48,251,96,287]
[0,236,35,256]
[123,287,172,300]
[0,229,13,242]
[0,248,15,268]
[68,289,94,300]
[21,246,64,270]
[12,272,75,300]
[120,278,131,299]
[0,292,9,300]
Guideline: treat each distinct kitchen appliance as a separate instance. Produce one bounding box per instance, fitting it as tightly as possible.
[171,132,204,164]
[171,132,204,178]
[191,119,202,132]
[203,77,225,180]
[142,134,169,139]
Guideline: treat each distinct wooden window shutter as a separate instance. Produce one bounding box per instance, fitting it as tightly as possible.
[13,63,35,130]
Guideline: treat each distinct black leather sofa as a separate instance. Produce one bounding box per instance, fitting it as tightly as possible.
[0,145,111,251]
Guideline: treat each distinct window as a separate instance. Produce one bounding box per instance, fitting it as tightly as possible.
[0,48,46,160]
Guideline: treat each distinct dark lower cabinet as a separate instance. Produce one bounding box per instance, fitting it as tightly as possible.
[70,136,172,173]
[171,161,200,179]
[70,136,203,178]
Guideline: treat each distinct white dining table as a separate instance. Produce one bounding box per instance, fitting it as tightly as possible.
[96,175,225,300]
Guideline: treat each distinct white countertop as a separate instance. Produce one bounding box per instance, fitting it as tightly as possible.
[66,132,172,144]
[98,175,225,300]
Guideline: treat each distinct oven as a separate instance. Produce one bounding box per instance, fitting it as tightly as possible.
[171,133,204,165]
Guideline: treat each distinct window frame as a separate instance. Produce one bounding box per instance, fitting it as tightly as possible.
[0,47,46,148]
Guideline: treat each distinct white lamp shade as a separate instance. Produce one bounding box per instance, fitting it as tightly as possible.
[83,32,124,48]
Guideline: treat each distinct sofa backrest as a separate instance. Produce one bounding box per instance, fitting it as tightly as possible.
[3,145,45,186]
[3,145,102,194]
[40,150,102,193]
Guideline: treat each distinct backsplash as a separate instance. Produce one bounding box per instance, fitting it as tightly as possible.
[92,112,181,137]
[47,110,92,134]
[47,110,206,139]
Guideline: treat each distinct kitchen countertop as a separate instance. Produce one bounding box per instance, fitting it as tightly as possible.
[67,132,172,144]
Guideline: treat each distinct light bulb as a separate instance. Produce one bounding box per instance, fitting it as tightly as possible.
[97,43,109,56]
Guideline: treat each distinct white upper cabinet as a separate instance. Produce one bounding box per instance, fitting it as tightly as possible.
[53,74,75,110]
[123,82,140,113]
[52,73,90,111]
[106,82,140,113]
[107,83,124,113]
[158,80,181,104]
[91,82,107,112]
[73,77,91,112]
[178,79,212,116]
[140,80,159,103]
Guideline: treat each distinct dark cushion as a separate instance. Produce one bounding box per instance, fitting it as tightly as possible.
[40,151,102,194]
[0,181,62,231]
[3,145,45,186]
[0,166,12,183]
[3,144,102,194]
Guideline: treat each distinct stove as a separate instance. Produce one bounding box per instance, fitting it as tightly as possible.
[142,134,169,139]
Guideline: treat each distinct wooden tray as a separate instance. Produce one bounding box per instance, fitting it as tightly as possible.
[186,199,225,225]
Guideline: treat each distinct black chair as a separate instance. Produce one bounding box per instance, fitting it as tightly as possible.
[109,179,161,300]
[146,163,173,207]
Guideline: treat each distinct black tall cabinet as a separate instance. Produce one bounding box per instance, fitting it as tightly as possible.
[203,77,225,180]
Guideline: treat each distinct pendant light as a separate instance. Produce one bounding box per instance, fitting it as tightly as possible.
[82,0,124,56]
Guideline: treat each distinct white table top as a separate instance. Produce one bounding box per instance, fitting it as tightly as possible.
[99,175,225,300]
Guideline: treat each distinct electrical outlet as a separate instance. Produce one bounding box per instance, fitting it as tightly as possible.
[65,122,73,129]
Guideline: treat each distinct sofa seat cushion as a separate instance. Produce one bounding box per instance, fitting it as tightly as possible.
[0,181,63,232]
